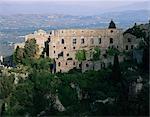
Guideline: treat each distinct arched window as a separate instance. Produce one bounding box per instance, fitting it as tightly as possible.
[131,45,134,49]
[99,38,101,44]
[61,39,64,44]
[110,38,113,44]
[128,38,131,42]
[81,38,84,44]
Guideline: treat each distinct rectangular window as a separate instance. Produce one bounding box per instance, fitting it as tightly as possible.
[73,38,77,44]
[110,38,113,44]
[126,45,128,50]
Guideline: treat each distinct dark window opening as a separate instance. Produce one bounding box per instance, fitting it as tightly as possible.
[110,38,113,44]
[67,53,69,56]
[64,47,66,49]
[66,62,67,65]
[58,62,61,67]
[126,45,128,50]
[128,38,131,42]
[81,38,85,44]
[99,38,101,44]
[48,36,51,42]
[117,46,119,48]
[61,39,64,44]
[86,64,89,67]
[54,51,55,54]
[53,46,55,48]
[50,32,52,35]
[131,45,134,49]
[110,30,113,33]
[73,62,75,65]
[67,58,73,60]
[73,39,77,44]
[73,47,76,49]
[58,51,63,57]
[79,64,82,68]
[62,31,63,33]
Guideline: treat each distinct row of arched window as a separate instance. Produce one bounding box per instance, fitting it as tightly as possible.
[60,38,114,45]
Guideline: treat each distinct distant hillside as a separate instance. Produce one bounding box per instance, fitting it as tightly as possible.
[99,10,150,28]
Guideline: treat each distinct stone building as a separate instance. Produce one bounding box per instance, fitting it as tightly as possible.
[15,20,141,73]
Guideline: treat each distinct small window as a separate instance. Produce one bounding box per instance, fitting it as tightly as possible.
[54,51,55,53]
[58,62,61,66]
[110,30,113,33]
[53,46,55,48]
[73,62,75,65]
[81,38,84,44]
[103,63,105,68]
[86,64,89,67]
[61,39,64,44]
[64,47,66,49]
[67,53,69,56]
[117,46,119,48]
[73,38,77,44]
[91,38,94,44]
[128,38,131,42]
[62,31,63,33]
[110,38,113,44]
[73,47,76,49]
[99,38,101,44]
[126,45,128,50]
[66,62,67,65]
[131,45,134,49]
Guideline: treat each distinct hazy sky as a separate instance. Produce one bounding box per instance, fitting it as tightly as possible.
[0,0,149,15]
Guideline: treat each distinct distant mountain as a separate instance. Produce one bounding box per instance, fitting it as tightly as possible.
[99,10,150,28]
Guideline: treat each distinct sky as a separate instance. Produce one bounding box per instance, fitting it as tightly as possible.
[0,0,149,15]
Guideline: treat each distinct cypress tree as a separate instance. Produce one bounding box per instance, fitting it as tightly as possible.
[112,54,121,82]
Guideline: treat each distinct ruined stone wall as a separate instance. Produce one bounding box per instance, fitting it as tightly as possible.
[123,33,141,51]
[48,28,124,72]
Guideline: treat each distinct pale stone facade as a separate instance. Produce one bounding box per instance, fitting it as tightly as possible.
[48,28,124,72]
[15,21,141,73]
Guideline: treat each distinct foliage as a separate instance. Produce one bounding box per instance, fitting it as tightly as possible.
[93,47,101,60]
[75,49,86,62]
[13,38,39,66]
[112,54,121,82]
[24,38,39,60]
[123,25,146,38]
[13,46,24,64]
[107,47,120,56]
[0,75,14,99]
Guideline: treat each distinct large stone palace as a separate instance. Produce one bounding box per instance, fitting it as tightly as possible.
[15,20,141,73]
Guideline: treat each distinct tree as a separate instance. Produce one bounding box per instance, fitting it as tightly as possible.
[112,54,121,82]
[93,47,101,61]
[75,50,86,62]
[13,46,24,64]
[23,38,39,65]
